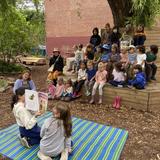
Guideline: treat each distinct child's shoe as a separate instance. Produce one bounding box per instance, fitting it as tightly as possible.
[85,91,91,96]
[89,95,95,104]
[19,137,31,148]
[72,92,77,98]
[98,95,103,104]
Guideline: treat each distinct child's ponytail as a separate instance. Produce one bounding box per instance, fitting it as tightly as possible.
[11,95,18,110]
[11,87,25,110]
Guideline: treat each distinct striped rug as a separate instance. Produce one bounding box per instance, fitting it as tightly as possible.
[0,112,128,160]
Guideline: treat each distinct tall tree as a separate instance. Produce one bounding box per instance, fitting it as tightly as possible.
[107,0,160,27]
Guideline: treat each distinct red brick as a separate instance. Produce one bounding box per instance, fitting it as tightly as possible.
[45,0,113,53]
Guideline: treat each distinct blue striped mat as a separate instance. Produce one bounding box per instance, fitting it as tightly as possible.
[0,112,128,160]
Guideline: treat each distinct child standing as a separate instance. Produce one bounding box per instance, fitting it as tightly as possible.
[109,62,126,87]
[73,62,87,98]
[37,103,72,160]
[128,64,146,89]
[145,45,158,81]
[90,62,107,104]
[84,60,96,96]
[61,79,73,101]
[136,45,146,69]
[11,87,41,148]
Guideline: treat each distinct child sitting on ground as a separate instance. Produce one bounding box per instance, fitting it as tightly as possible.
[73,62,87,98]
[61,79,73,101]
[84,60,96,96]
[109,62,126,87]
[90,62,107,104]
[37,103,72,160]
[48,77,64,100]
[47,80,56,100]
[11,87,41,148]
[128,64,146,89]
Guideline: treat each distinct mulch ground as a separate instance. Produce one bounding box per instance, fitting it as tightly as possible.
[0,65,160,160]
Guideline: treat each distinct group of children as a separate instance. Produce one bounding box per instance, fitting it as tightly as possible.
[47,43,158,104]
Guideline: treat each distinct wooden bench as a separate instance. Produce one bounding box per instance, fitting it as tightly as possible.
[103,84,160,113]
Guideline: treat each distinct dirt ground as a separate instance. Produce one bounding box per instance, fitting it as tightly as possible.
[0,65,160,160]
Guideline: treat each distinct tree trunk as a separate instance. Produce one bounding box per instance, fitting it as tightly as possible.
[107,0,132,27]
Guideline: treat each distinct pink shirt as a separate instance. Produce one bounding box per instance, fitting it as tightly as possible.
[55,84,64,97]
[95,70,107,84]
[112,69,125,82]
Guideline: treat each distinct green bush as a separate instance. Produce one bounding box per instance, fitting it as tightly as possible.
[0,79,8,88]
[0,60,25,73]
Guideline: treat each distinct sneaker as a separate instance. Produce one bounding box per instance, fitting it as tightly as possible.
[19,137,31,148]
[85,91,91,96]
[117,85,123,88]
[37,151,52,160]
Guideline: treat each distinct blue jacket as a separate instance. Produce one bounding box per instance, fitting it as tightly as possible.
[13,79,36,93]
[128,72,146,89]
[86,68,96,81]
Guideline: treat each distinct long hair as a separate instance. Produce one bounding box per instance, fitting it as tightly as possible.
[55,103,72,137]
[19,70,31,81]
[11,87,25,110]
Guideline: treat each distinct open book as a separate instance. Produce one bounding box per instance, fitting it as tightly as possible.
[25,89,48,113]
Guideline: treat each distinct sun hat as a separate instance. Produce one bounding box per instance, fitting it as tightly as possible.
[53,48,60,52]
[129,45,136,49]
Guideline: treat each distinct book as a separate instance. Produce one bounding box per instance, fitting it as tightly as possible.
[25,89,48,113]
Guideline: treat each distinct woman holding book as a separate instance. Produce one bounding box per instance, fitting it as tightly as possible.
[11,87,42,148]
[13,70,36,94]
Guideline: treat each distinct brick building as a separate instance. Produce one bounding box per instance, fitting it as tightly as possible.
[44,0,113,54]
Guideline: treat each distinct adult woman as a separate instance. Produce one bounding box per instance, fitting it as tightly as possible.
[101,23,111,44]
[13,70,36,93]
[47,48,64,85]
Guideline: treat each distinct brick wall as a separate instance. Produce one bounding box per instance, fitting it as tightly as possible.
[45,0,113,54]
